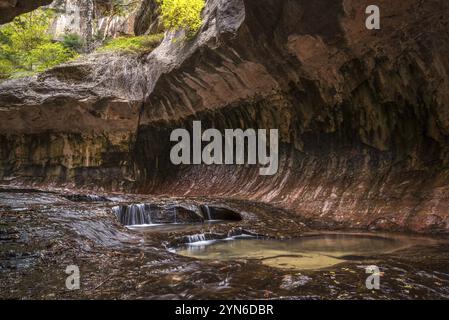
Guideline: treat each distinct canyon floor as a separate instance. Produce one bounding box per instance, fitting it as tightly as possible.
[1,185,449,300]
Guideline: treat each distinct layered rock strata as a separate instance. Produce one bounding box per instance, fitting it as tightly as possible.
[1,0,449,232]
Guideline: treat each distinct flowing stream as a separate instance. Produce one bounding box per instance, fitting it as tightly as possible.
[1,186,449,299]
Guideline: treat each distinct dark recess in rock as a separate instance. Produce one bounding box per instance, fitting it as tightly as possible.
[0,0,53,25]
[201,205,243,221]
[1,0,449,233]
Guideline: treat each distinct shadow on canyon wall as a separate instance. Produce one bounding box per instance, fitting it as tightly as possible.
[1,0,449,233]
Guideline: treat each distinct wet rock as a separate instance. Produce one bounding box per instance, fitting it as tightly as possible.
[113,203,204,226]
[1,190,449,299]
[0,227,20,241]
[368,218,403,232]
[226,228,262,239]
[64,194,111,202]
[200,205,242,221]
[152,205,203,224]
[280,274,312,290]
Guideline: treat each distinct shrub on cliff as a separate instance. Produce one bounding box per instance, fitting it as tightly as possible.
[0,9,77,79]
[97,33,164,53]
[62,33,84,53]
[158,0,205,38]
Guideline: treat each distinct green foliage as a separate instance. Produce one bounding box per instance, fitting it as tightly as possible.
[62,33,84,53]
[26,42,75,72]
[158,0,205,38]
[98,33,164,53]
[0,59,13,79]
[0,9,77,79]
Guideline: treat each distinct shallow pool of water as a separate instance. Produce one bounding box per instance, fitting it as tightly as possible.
[176,233,418,270]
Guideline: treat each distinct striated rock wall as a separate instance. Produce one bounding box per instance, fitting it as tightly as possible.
[1,0,449,233]
[1,0,138,43]
[0,53,147,189]
[135,0,449,232]
[49,0,143,46]
[134,0,162,35]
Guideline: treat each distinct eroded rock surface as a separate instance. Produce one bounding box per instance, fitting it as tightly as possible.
[0,52,148,189]
[1,0,449,233]
[135,0,449,233]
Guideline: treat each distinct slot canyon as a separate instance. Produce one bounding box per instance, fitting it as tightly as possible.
[1,0,449,300]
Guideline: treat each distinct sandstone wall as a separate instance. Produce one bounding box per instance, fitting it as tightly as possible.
[1,0,449,233]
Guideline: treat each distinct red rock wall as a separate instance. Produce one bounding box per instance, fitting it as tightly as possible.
[134,0,449,232]
[1,0,449,233]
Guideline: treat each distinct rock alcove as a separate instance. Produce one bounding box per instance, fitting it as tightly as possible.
[113,203,242,226]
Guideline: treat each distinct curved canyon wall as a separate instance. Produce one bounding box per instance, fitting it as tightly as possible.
[1,0,449,233]
[0,53,149,189]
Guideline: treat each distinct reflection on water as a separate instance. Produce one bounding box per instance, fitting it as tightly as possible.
[176,233,413,270]
[2,186,449,299]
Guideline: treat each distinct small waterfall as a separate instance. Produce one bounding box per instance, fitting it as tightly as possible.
[187,234,206,243]
[200,205,242,221]
[173,207,177,224]
[113,203,203,226]
[113,204,152,226]
[203,205,212,220]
